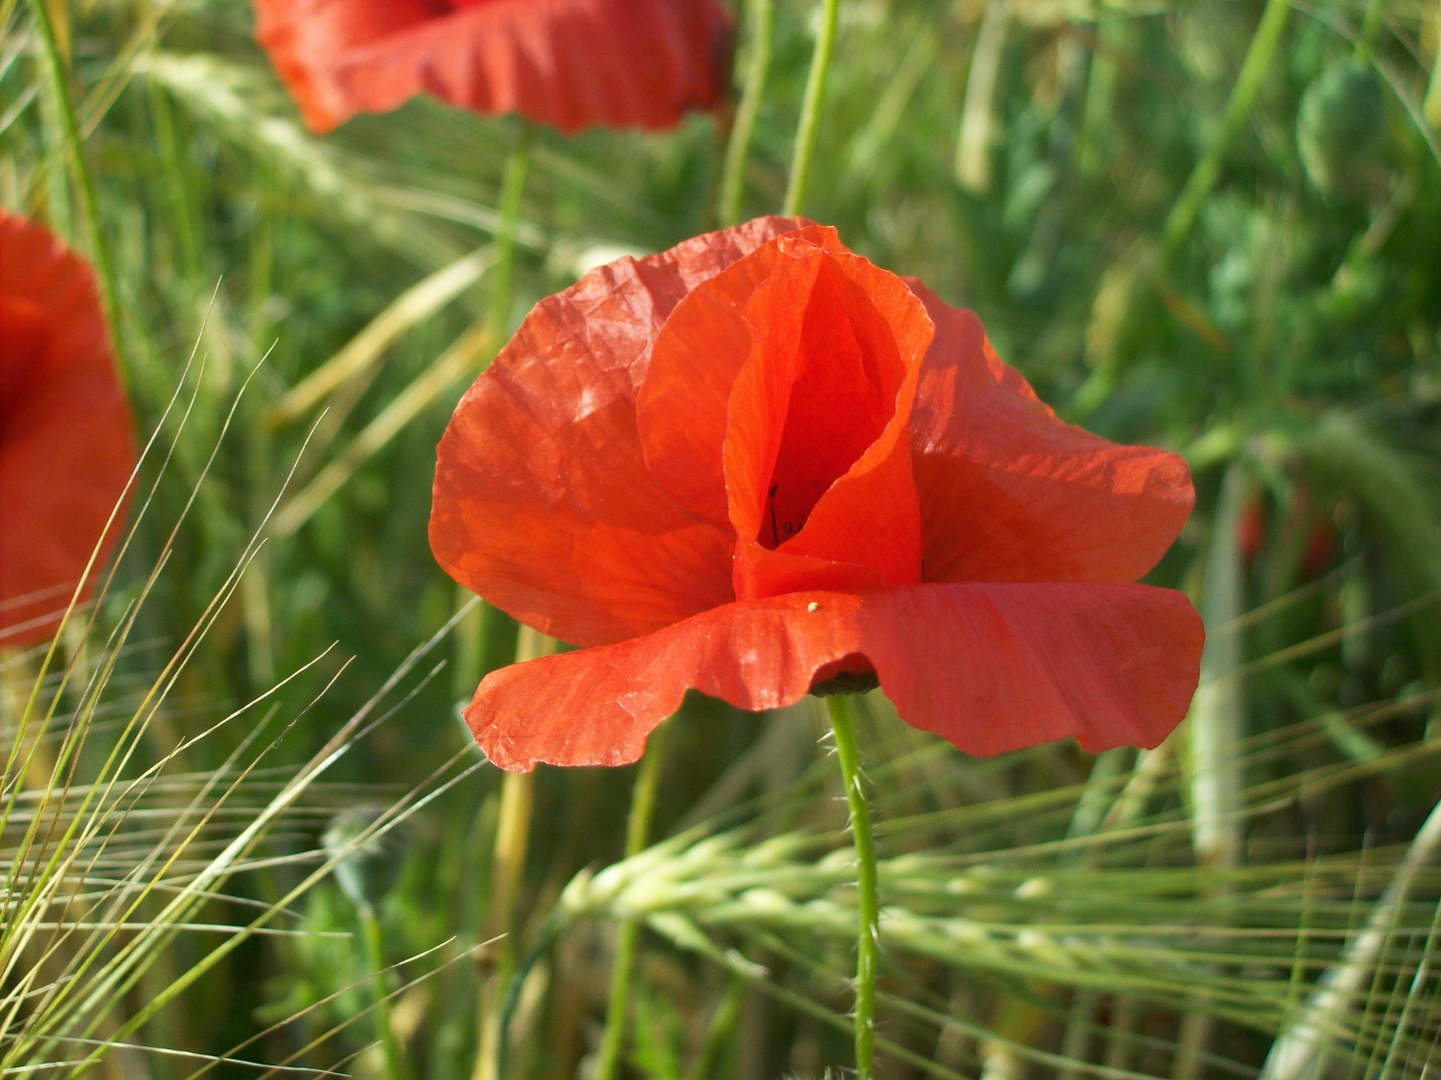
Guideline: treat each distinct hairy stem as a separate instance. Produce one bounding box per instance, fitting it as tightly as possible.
[719,0,774,225]
[827,693,878,1079]
[782,0,841,216]
[593,722,672,1080]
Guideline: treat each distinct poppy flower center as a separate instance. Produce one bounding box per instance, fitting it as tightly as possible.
[633,228,935,604]
[757,263,898,549]
[717,238,934,601]
[0,296,54,429]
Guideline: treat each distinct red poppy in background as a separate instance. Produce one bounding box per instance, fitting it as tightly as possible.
[1,212,135,647]
[430,218,1205,771]
[252,0,733,135]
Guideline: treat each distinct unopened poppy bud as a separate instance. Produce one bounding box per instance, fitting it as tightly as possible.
[323,805,406,910]
[1298,60,1387,202]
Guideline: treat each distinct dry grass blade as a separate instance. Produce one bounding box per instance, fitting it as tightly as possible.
[0,352,483,1076]
[132,53,459,268]
[955,0,1010,194]
[268,247,495,428]
[538,691,1441,1075]
[1260,796,1441,1080]
[1428,13,1441,128]
[271,322,494,538]
[1190,462,1249,871]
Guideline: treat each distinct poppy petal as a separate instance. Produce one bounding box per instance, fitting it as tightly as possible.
[730,539,885,597]
[908,282,1194,585]
[251,0,444,133]
[636,224,839,528]
[429,217,806,648]
[254,0,733,134]
[0,213,134,646]
[857,581,1203,757]
[465,582,1203,770]
[722,243,932,596]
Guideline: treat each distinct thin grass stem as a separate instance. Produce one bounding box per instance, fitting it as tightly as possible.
[473,626,552,1080]
[826,693,878,1080]
[1158,0,1290,266]
[1428,33,1441,130]
[593,721,671,1080]
[489,121,535,338]
[267,247,495,428]
[718,0,774,226]
[26,0,128,386]
[685,975,743,1080]
[270,324,493,537]
[782,0,841,216]
[358,902,412,1080]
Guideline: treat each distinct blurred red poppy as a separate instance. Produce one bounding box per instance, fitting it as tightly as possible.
[431,218,1205,770]
[1,212,135,647]
[252,0,733,135]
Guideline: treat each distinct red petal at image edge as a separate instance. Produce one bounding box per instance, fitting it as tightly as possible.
[0,213,133,646]
[464,583,1204,770]
[255,0,733,134]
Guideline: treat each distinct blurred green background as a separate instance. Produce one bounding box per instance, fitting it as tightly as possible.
[3,0,1441,1077]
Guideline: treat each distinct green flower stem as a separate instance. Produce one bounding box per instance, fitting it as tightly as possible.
[453,115,540,692]
[1354,0,1383,62]
[358,902,412,1080]
[718,0,775,226]
[474,626,551,1080]
[28,0,129,387]
[488,121,535,338]
[685,975,744,1080]
[1158,0,1290,267]
[827,693,878,1080]
[782,0,842,216]
[593,722,672,1080]
[1074,0,1290,415]
[1428,28,1441,130]
[472,769,536,1080]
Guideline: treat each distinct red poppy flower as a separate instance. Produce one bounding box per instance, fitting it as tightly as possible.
[1,212,135,647]
[252,0,733,135]
[430,218,1204,771]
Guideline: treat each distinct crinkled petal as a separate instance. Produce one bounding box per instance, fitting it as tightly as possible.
[251,0,443,132]
[908,281,1194,584]
[429,217,804,648]
[465,582,1203,770]
[253,0,733,134]
[0,212,134,646]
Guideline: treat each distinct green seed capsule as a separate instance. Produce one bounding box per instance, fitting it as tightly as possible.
[1297,59,1386,200]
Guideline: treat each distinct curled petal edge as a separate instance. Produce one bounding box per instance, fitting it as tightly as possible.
[255,0,733,134]
[465,583,1204,771]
